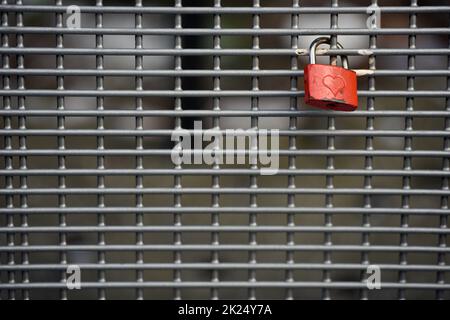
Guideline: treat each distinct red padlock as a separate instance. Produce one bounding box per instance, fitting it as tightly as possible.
[304,37,358,112]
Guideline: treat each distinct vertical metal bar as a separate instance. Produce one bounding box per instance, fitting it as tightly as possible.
[286,0,299,301]
[211,0,221,301]
[322,0,338,300]
[360,0,378,301]
[135,0,144,301]
[95,0,106,301]
[248,0,260,301]
[436,13,450,300]
[16,0,29,300]
[55,0,67,300]
[2,0,15,301]
[399,0,417,300]
[177,0,203,130]
[173,0,183,301]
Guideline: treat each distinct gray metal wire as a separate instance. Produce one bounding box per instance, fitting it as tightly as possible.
[1,0,449,300]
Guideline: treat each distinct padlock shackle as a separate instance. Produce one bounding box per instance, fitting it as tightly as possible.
[309,37,349,69]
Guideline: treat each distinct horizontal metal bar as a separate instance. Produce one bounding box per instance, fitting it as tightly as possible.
[1,48,449,56]
[1,129,449,137]
[2,27,449,36]
[1,5,450,14]
[0,207,447,216]
[0,149,447,157]
[1,263,449,272]
[0,282,449,290]
[0,110,449,118]
[1,89,449,98]
[5,69,302,77]
[1,187,449,196]
[1,68,450,77]
[1,244,448,253]
[0,225,448,235]
[1,169,448,177]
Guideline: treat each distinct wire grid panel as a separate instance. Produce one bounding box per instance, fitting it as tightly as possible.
[0,0,450,300]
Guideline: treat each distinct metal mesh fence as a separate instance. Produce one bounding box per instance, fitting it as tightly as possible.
[0,0,449,300]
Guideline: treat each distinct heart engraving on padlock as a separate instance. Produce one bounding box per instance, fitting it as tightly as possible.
[322,75,346,98]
